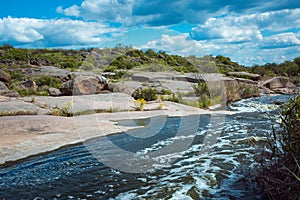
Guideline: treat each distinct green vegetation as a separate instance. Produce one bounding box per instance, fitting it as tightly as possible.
[239,85,260,99]
[8,75,62,97]
[132,87,158,101]
[248,58,300,83]
[192,81,209,97]
[225,82,260,103]
[1,44,299,80]
[214,55,244,74]
[257,95,300,199]
[35,76,62,88]
[134,98,147,111]
[0,44,84,70]
[104,49,199,73]
[0,109,37,116]
[0,44,298,105]
[9,71,26,81]
[49,102,72,117]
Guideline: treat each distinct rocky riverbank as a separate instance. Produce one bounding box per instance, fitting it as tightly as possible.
[0,99,237,165]
[0,51,298,166]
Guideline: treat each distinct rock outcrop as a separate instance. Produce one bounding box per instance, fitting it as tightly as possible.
[234,78,258,86]
[0,90,20,98]
[227,72,261,81]
[17,80,37,90]
[32,66,70,79]
[60,75,107,96]
[260,76,296,94]
[0,81,8,91]
[261,76,295,89]
[0,69,11,85]
[48,88,62,96]
[0,81,20,98]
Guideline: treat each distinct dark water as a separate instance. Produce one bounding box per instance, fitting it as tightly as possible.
[0,95,292,199]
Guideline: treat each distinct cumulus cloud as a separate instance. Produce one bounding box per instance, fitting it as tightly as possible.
[140,34,203,55]
[188,8,300,60]
[57,5,81,17]
[259,32,300,49]
[195,37,300,66]
[0,17,121,47]
[58,0,134,22]
[58,0,300,26]
[191,9,300,42]
[190,19,262,43]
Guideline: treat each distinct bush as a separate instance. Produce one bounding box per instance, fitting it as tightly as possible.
[10,71,26,81]
[104,65,117,72]
[198,95,211,108]
[192,81,209,97]
[239,85,260,99]
[17,88,36,97]
[257,95,300,199]
[49,102,72,117]
[134,98,147,111]
[132,87,158,101]
[161,89,172,95]
[36,76,62,88]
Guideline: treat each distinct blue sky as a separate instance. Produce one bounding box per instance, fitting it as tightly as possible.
[0,0,300,66]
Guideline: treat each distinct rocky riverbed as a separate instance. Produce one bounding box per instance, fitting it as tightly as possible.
[0,65,297,166]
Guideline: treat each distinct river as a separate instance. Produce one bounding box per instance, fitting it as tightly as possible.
[0,95,293,199]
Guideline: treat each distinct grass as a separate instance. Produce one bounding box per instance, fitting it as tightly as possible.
[257,95,300,199]
[0,110,37,116]
[48,102,72,117]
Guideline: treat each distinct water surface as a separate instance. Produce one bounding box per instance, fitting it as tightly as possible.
[0,95,292,199]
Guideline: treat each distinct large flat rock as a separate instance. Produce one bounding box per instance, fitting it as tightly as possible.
[21,93,136,114]
[0,99,40,116]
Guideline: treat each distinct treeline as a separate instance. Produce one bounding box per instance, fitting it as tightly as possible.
[248,59,300,79]
[0,44,299,82]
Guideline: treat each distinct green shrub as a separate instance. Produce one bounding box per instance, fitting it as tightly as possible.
[134,98,147,111]
[17,88,36,97]
[36,76,62,88]
[132,87,158,101]
[163,93,181,103]
[192,81,209,97]
[81,61,95,71]
[161,89,172,95]
[10,71,26,82]
[239,85,260,99]
[198,95,211,108]
[104,65,117,72]
[49,102,72,117]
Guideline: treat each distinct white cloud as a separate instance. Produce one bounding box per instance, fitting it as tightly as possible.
[57,5,81,17]
[138,31,300,66]
[188,8,300,65]
[58,0,300,27]
[58,0,134,22]
[140,34,203,55]
[191,9,300,42]
[191,19,263,43]
[260,32,300,48]
[189,34,300,66]
[0,17,121,47]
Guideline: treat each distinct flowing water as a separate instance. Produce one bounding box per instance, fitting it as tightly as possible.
[0,95,293,199]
